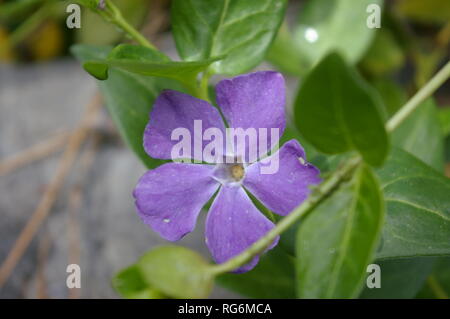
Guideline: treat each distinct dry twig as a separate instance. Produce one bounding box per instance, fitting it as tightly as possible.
[0,94,102,289]
[66,134,101,299]
[0,131,69,176]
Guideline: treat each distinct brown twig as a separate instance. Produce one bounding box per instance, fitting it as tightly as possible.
[0,131,69,177]
[140,0,170,46]
[35,233,51,299]
[0,94,102,289]
[67,186,82,299]
[66,133,101,299]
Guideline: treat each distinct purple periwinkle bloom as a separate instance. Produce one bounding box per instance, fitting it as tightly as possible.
[133,71,321,272]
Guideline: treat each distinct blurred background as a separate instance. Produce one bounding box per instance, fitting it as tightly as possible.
[0,0,449,298]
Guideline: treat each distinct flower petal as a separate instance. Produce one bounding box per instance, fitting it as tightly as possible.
[243,140,321,216]
[144,90,226,161]
[133,163,219,241]
[205,185,278,273]
[215,71,286,161]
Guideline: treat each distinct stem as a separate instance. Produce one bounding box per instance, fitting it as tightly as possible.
[184,72,211,102]
[0,0,44,21]
[210,157,361,274]
[427,276,449,299]
[104,1,156,50]
[1,1,54,54]
[199,72,211,101]
[386,60,450,132]
[210,59,450,275]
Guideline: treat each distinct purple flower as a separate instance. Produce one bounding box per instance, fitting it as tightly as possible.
[133,71,321,272]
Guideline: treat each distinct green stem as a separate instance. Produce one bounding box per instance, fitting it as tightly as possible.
[104,0,156,50]
[184,72,211,102]
[2,1,54,52]
[0,0,44,21]
[427,276,449,299]
[386,59,450,132]
[196,72,212,102]
[210,59,450,275]
[210,157,361,275]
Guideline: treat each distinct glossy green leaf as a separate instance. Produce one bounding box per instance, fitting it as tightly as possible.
[107,44,169,61]
[82,44,222,86]
[392,99,444,172]
[112,265,166,299]
[294,0,382,67]
[296,164,385,298]
[71,44,183,169]
[359,257,435,299]
[375,148,450,259]
[294,52,389,166]
[217,248,295,299]
[137,246,214,299]
[83,61,109,80]
[171,0,287,75]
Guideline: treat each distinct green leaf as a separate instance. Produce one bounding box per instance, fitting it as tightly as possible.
[71,44,183,169]
[112,265,166,299]
[359,257,435,299]
[294,52,389,166]
[374,81,444,171]
[375,148,450,259]
[171,0,287,75]
[217,248,295,299]
[83,44,222,86]
[107,44,169,61]
[392,99,444,172]
[296,164,385,298]
[372,79,406,118]
[360,28,404,77]
[294,0,382,67]
[137,246,214,299]
[83,61,109,80]
[438,107,450,137]
[266,23,307,76]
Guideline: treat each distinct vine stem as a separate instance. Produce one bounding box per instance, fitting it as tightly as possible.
[427,275,449,299]
[210,157,361,275]
[199,72,212,101]
[386,60,450,132]
[210,59,450,275]
[104,1,156,50]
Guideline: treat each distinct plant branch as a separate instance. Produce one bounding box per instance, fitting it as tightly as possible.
[0,95,101,288]
[210,157,361,274]
[386,59,450,132]
[427,275,449,299]
[210,59,450,275]
[0,1,55,56]
[0,131,69,176]
[103,0,156,50]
